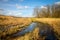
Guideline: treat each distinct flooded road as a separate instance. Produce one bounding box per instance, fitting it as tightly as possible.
[11,23,37,37]
[38,23,58,40]
[11,22,58,40]
[1,22,58,40]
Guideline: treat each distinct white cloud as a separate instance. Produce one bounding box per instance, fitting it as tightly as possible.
[0,9,4,11]
[0,9,33,17]
[1,3,30,10]
[1,10,22,17]
[40,6,47,9]
[24,6,29,9]
[16,4,29,9]
[0,9,5,14]
[16,4,23,9]
[55,1,60,5]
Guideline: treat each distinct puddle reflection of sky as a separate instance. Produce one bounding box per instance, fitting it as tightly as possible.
[12,23,36,37]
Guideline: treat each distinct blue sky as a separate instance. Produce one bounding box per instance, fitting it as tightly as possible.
[0,0,60,17]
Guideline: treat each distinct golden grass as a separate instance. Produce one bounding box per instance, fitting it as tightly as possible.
[0,15,60,40]
[32,18,60,35]
[0,15,31,25]
[0,15,32,37]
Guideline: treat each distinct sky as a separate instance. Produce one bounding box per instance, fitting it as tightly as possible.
[0,0,60,17]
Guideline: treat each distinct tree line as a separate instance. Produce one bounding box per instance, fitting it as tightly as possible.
[33,3,60,18]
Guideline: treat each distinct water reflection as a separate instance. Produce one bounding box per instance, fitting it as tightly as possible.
[12,22,58,40]
[38,23,58,40]
[1,22,59,40]
[12,23,37,37]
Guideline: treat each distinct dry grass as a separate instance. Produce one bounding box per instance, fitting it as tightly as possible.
[0,15,32,37]
[32,18,60,35]
[0,15,31,25]
[0,15,60,40]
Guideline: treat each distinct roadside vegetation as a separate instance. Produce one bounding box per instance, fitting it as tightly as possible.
[0,15,60,40]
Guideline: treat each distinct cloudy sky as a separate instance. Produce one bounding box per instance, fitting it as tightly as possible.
[0,0,60,17]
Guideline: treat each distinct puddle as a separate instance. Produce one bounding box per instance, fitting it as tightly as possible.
[11,23,37,37]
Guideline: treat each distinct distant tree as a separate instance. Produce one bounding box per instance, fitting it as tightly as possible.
[52,4,60,18]
[33,4,60,18]
[33,5,51,18]
[33,7,39,17]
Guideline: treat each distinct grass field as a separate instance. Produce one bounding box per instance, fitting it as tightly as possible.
[0,15,60,40]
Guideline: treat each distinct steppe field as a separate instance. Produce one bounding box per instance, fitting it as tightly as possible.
[0,15,60,40]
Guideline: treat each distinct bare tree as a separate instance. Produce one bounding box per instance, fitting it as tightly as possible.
[33,4,60,18]
[33,7,40,17]
[52,4,60,18]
